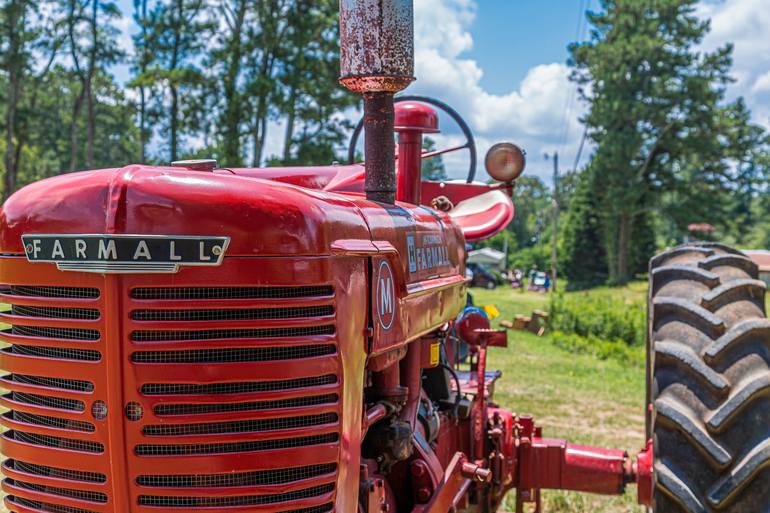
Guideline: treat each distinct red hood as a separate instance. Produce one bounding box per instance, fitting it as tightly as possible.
[0,165,373,256]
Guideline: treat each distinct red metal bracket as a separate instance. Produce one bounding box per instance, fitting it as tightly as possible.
[636,439,653,506]
[512,416,639,512]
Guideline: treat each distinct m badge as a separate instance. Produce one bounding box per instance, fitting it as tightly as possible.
[21,234,230,274]
[376,260,396,330]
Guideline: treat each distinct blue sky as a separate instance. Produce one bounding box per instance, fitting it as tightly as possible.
[112,0,770,182]
[468,0,599,95]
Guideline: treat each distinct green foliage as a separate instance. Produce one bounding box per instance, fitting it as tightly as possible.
[569,0,769,283]
[508,244,551,273]
[548,291,645,348]
[508,176,550,249]
[560,165,606,289]
[549,331,644,365]
[421,137,446,181]
[0,0,358,197]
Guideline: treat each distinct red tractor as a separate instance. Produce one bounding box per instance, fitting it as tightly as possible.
[0,1,766,512]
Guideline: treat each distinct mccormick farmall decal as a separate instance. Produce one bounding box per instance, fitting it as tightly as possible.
[21,234,229,273]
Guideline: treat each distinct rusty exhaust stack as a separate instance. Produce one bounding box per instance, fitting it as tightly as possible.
[339,0,415,204]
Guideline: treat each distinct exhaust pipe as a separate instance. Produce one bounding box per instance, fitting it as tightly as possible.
[339,0,415,204]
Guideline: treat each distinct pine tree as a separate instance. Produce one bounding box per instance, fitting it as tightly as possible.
[570,0,737,283]
[560,165,607,289]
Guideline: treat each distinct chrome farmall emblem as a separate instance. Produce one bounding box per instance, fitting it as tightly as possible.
[21,234,230,273]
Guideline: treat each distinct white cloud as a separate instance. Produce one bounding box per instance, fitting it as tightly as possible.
[696,0,770,127]
[406,0,584,182]
[752,72,770,94]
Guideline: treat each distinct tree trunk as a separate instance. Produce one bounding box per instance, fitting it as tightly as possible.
[282,85,297,163]
[85,0,98,169]
[138,0,148,162]
[222,2,247,166]
[251,96,266,167]
[67,0,86,171]
[4,64,20,199]
[259,114,268,164]
[168,0,182,162]
[69,89,86,171]
[170,85,179,161]
[3,0,24,199]
[616,212,632,284]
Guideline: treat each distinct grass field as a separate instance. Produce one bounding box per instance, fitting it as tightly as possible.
[0,284,649,513]
[473,284,647,512]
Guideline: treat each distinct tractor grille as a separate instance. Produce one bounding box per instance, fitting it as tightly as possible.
[0,280,110,512]
[129,279,341,509]
[1,265,343,511]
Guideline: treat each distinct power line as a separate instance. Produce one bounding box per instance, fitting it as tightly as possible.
[557,0,590,169]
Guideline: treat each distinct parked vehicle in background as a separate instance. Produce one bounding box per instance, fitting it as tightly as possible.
[528,271,550,292]
[467,262,499,289]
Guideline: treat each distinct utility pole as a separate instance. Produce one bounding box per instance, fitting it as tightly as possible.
[545,152,559,292]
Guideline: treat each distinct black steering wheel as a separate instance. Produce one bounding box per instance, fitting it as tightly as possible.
[347,95,478,184]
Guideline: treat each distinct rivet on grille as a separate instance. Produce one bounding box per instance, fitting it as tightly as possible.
[91,400,108,420]
[125,402,144,422]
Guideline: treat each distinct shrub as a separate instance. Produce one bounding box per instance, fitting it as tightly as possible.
[549,330,644,365]
[548,292,645,348]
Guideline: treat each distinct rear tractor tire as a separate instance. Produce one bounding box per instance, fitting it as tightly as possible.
[648,242,770,512]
